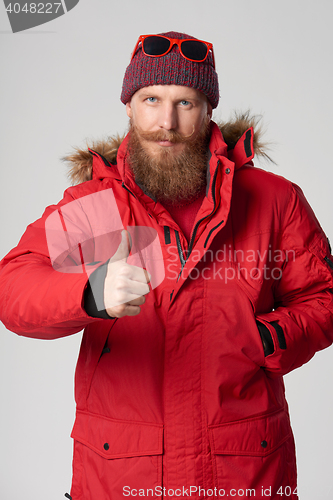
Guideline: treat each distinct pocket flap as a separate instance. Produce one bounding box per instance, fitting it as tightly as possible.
[209,409,292,457]
[71,410,163,459]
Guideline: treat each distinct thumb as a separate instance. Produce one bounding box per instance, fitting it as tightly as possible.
[109,230,131,263]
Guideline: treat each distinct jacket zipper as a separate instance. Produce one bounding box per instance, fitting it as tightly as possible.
[172,161,221,285]
[175,230,186,281]
[122,182,137,199]
[187,161,220,259]
[324,256,333,270]
[203,219,225,248]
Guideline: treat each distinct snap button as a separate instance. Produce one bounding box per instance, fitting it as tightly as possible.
[225,168,231,174]
[261,440,268,448]
[104,443,109,450]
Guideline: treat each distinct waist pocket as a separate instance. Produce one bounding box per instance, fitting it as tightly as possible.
[70,411,163,499]
[208,409,297,498]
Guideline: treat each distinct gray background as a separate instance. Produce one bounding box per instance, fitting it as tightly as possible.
[0,0,332,498]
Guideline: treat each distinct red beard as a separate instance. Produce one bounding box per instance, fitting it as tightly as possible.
[127,117,211,205]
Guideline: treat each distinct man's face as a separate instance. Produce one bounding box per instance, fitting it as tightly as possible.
[126,84,212,157]
[125,85,212,204]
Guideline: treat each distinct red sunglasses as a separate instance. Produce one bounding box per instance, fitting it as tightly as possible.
[131,34,215,69]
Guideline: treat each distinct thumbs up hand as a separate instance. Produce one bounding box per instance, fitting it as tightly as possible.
[104,230,151,318]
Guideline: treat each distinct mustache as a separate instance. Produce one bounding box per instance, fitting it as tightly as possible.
[132,125,195,143]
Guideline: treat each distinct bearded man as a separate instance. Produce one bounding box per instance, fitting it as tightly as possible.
[1,31,333,500]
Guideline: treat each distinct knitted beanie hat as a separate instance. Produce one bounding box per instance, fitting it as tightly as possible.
[120,31,219,109]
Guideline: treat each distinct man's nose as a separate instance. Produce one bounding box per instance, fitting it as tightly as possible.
[158,103,177,130]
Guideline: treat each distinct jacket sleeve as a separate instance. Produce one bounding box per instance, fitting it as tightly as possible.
[256,183,333,377]
[0,187,105,340]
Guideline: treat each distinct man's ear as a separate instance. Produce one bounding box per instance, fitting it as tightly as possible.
[126,101,132,118]
[207,102,213,119]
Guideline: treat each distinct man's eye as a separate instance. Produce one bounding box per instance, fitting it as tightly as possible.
[147,97,157,103]
[180,100,190,106]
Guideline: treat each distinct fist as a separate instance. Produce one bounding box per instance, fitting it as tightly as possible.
[104,230,151,317]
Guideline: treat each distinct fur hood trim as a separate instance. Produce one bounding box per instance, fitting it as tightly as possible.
[64,111,273,186]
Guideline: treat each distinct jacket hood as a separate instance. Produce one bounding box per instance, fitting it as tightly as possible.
[64,111,272,186]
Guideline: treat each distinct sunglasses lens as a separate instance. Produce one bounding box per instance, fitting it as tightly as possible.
[181,40,208,61]
[143,36,171,56]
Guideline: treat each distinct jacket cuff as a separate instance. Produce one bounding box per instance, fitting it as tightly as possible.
[256,321,275,356]
[83,261,113,319]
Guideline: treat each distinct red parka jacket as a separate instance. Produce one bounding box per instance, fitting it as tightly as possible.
[1,119,333,500]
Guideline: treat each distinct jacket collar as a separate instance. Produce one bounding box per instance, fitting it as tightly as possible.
[86,121,255,226]
[65,112,268,186]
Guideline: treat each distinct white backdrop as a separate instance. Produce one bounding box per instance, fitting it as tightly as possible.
[0,1,332,498]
